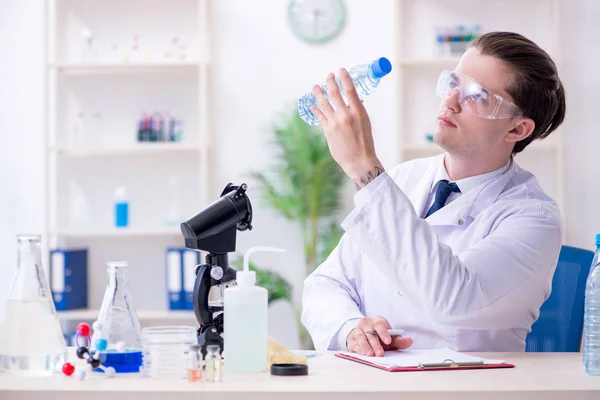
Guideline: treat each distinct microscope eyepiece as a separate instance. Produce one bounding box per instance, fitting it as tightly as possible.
[180,183,252,253]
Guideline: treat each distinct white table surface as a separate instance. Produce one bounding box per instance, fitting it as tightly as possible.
[1,350,600,400]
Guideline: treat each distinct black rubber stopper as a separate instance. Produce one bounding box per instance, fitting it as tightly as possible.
[270,363,308,376]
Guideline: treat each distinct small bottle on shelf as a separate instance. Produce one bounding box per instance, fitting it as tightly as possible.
[165,175,182,227]
[70,110,87,149]
[174,119,184,142]
[157,113,165,142]
[114,186,129,228]
[152,112,162,142]
[148,115,156,142]
[434,26,446,57]
[137,117,144,143]
[81,28,97,63]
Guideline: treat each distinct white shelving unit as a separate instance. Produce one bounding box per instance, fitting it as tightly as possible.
[398,56,462,67]
[57,309,195,322]
[50,227,182,238]
[51,143,201,157]
[394,0,566,235]
[52,61,202,73]
[43,0,212,321]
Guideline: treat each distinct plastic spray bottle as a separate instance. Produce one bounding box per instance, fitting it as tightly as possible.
[223,246,285,373]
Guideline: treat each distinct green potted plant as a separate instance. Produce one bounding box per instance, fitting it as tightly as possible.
[245,108,347,349]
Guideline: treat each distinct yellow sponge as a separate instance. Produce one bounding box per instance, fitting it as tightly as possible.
[267,337,308,367]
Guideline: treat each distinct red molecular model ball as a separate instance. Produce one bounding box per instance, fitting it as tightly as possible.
[62,362,75,376]
[76,323,91,337]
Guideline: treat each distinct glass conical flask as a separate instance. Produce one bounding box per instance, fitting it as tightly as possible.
[93,261,142,350]
[0,234,67,376]
[91,261,142,372]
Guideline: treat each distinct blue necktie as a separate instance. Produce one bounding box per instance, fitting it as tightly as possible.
[425,179,461,218]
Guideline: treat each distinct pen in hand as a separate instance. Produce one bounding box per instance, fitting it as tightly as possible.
[346,318,413,357]
[365,329,405,336]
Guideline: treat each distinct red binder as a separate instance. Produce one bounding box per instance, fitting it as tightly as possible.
[335,352,515,372]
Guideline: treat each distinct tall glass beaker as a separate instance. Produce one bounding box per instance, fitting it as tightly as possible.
[0,234,67,375]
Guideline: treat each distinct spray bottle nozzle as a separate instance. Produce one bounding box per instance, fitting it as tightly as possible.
[238,246,286,287]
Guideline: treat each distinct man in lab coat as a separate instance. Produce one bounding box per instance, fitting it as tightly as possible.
[301,32,566,356]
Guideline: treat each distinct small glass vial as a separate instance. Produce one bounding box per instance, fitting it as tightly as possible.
[187,344,203,382]
[203,345,222,382]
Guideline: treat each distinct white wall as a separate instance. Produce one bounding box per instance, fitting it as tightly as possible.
[0,0,599,344]
[560,0,600,249]
[209,0,396,347]
[0,1,45,322]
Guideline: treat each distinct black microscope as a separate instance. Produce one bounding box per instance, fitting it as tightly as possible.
[180,183,253,356]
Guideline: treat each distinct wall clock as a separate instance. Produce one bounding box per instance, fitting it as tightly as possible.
[288,0,346,44]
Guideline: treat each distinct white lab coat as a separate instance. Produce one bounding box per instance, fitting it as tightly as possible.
[301,154,563,352]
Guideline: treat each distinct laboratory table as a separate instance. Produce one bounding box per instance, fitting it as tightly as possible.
[1,350,599,400]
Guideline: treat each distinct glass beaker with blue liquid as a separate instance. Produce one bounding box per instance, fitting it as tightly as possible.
[91,261,143,373]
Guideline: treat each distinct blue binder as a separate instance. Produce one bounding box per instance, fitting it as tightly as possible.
[166,247,184,310]
[182,249,201,310]
[49,248,88,311]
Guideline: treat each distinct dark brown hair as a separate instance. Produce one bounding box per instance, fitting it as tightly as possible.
[469,32,566,154]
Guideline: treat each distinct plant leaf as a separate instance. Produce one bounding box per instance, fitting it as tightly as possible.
[251,110,346,223]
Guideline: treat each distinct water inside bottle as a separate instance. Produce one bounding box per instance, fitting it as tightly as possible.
[297,61,384,126]
[0,299,66,375]
[584,248,600,375]
[0,234,67,375]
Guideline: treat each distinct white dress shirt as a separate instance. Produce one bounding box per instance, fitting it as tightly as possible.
[420,158,510,218]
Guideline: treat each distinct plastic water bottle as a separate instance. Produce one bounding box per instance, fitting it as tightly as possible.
[297,57,392,126]
[584,234,600,375]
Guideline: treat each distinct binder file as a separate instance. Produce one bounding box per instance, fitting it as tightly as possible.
[182,249,201,310]
[166,248,183,310]
[50,248,88,311]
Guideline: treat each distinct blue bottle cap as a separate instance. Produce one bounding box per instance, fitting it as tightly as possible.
[371,57,392,79]
[596,233,600,246]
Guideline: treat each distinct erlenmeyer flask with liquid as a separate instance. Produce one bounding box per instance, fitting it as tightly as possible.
[0,234,67,375]
[91,261,143,372]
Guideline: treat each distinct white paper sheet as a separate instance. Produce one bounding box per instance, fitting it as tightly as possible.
[345,347,505,368]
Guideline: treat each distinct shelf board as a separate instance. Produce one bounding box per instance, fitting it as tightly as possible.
[57,309,196,321]
[398,56,462,67]
[50,61,202,74]
[51,227,182,238]
[52,143,201,157]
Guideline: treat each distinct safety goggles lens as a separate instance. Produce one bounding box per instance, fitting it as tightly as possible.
[436,70,521,120]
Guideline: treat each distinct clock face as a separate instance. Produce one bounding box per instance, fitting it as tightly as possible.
[288,0,346,44]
